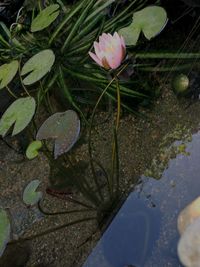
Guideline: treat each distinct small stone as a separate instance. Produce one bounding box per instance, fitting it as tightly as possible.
[177,196,200,235]
[178,217,200,267]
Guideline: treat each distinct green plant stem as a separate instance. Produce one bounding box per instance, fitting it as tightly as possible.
[88,64,128,199]
[18,61,31,97]
[6,86,17,98]
[110,78,121,196]
[8,217,97,244]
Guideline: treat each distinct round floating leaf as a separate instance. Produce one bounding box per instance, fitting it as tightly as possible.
[0,60,19,89]
[0,209,11,257]
[26,140,42,159]
[119,6,168,45]
[21,50,55,85]
[36,110,80,159]
[0,97,36,137]
[31,4,60,32]
[23,180,42,206]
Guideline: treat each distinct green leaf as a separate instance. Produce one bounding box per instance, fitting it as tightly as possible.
[119,6,168,46]
[31,4,60,32]
[26,140,42,159]
[23,180,42,206]
[21,50,55,85]
[36,110,80,159]
[0,209,10,257]
[0,97,36,137]
[0,61,19,89]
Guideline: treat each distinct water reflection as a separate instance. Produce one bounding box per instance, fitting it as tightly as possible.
[83,130,200,267]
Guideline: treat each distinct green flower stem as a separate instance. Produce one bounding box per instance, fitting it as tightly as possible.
[49,0,86,45]
[88,64,128,199]
[8,217,97,244]
[135,52,200,59]
[6,86,17,99]
[64,67,147,99]
[110,78,121,196]
[18,61,31,97]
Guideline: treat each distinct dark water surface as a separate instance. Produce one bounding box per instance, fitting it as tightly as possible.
[83,129,200,267]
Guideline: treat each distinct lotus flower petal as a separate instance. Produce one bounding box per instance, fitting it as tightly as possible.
[89,32,126,70]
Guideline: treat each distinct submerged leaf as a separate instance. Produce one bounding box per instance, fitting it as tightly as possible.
[119,6,168,45]
[0,209,11,257]
[0,61,19,89]
[21,50,55,85]
[31,4,60,32]
[0,97,36,137]
[36,110,80,159]
[26,140,42,159]
[23,180,42,206]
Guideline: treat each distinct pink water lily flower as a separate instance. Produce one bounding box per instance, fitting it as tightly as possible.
[89,32,126,70]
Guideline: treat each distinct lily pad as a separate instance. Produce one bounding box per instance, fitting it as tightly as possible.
[119,6,168,45]
[36,110,80,159]
[0,97,36,137]
[26,140,42,160]
[31,4,60,32]
[23,180,42,206]
[0,209,11,257]
[21,50,55,85]
[0,61,19,89]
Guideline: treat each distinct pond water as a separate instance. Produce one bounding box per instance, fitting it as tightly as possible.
[83,128,200,267]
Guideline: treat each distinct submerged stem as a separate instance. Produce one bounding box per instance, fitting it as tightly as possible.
[8,217,97,244]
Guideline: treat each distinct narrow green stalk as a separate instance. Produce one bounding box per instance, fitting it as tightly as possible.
[88,64,128,198]
[18,62,31,97]
[110,78,121,196]
[113,127,120,196]
[6,86,17,99]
